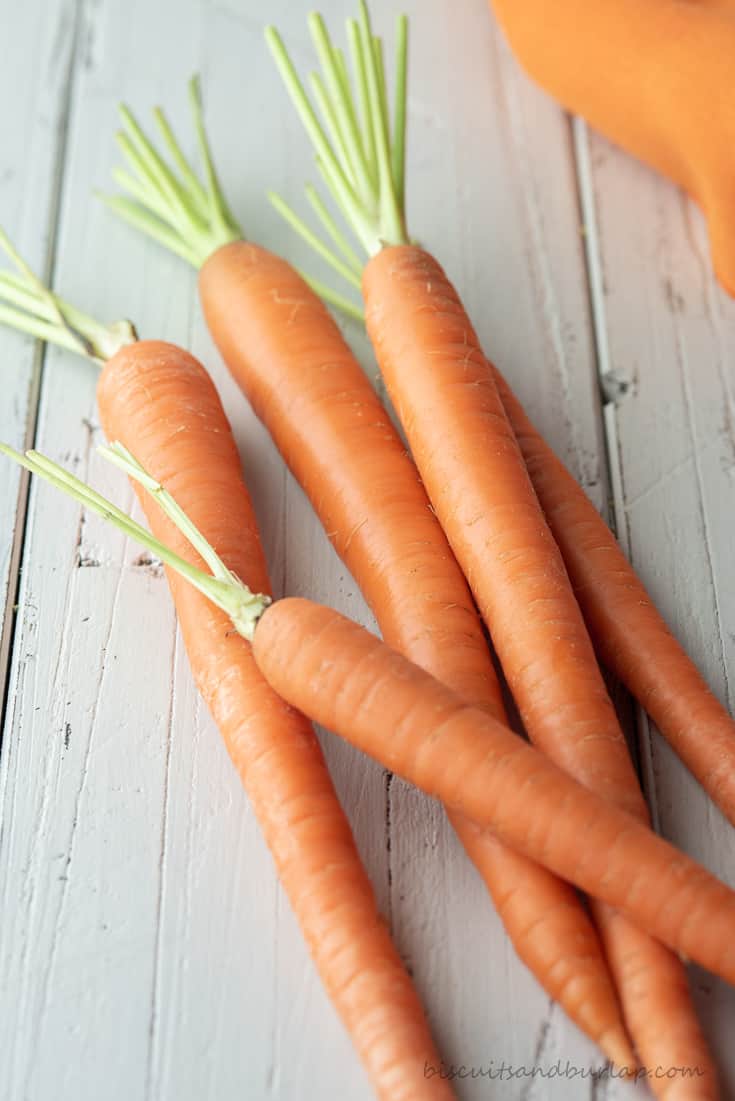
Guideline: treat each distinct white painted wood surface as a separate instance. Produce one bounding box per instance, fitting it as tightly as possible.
[0,2,732,1099]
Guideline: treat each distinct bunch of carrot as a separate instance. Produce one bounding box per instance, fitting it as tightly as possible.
[1,3,735,1100]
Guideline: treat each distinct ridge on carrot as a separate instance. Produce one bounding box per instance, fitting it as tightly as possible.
[98,80,639,1068]
[267,6,721,1096]
[0,235,454,1101]
[6,439,735,1005]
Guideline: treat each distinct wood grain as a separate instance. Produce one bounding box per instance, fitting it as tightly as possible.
[0,0,79,717]
[575,117,735,1095]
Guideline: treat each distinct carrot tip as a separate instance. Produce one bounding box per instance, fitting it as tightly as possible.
[598,1026,637,1076]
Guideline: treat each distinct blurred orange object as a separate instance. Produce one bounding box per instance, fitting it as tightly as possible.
[492,0,735,293]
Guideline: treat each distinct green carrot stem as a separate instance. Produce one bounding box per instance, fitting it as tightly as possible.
[268,191,362,289]
[0,442,270,641]
[266,2,410,305]
[305,183,363,274]
[300,274,366,322]
[102,76,243,270]
[0,228,137,363]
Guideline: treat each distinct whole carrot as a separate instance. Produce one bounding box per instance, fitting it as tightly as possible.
[99,82,633,1063]
[13,443,735,998]
[0,245,452,1101]
[267,6,719,1094]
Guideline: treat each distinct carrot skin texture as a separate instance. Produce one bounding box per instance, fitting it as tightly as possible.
[96,341,454,1101]
[487,374,722,1098]
[362,245,639,812]
[495,366,735,829]
[457,825,633,1069]
[199,241,632,1065]
[199,243,496,706]
[591,904,718,1101]
[253,598,735,989]
[363,245,717,1093]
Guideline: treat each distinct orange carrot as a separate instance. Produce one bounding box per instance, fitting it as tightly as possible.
[0,249,452,1101]
[364,243,718,1100]
[252,597,735,994]
[487,371,735,1097]
[98,343,453,1101]
[99,84,634,1064]
[494,367,735,826]
[198,241,633,1067]
[267,7,719,1093]
[16,444,735,1002]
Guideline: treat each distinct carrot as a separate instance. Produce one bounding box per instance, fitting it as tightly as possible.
[199,246,638,1067]
[98,82,635,1065]
[0,243,452,1101]
[253,598,735,990]
[267,6,719,1094]
[14,443,735,999]
[493,368,735,826]
[352,248,719,1098]
[490,371,735,1099]
[491,0,735,295]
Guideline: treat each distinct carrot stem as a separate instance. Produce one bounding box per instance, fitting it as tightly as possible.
[266,4,409,295]
[101,77,242,269]
[188,75,241,241]
[346,18,378,191]
[267,191,362,289]
[305,183,364,275]
[309,13,375,206]
[298,272,367,322]
[265,26,385,255]
[118,109,200,233]
[0,442,270,640]
[391,15,408,210]
[0,229,136,362]
[152,106,209,208]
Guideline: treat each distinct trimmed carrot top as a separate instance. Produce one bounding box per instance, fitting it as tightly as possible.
[1,440,271,640]
[100,76,362,321]
[0,228,271,634]
[0,229,269,634]
[265,1,411,306]
[100,76,242,269]
[0,226,136,362]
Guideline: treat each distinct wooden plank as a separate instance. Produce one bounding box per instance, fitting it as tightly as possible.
[575,121,735,1091]
[0,0,79,711]
[0,2,384,1099]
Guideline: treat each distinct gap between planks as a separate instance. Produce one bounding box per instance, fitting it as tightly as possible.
[571,115,661,833]
[0,0,84,752]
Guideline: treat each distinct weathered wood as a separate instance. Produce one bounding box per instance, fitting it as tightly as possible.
[0,2,386,1098]
[576,118,735,1095]
[0,0,79,712]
